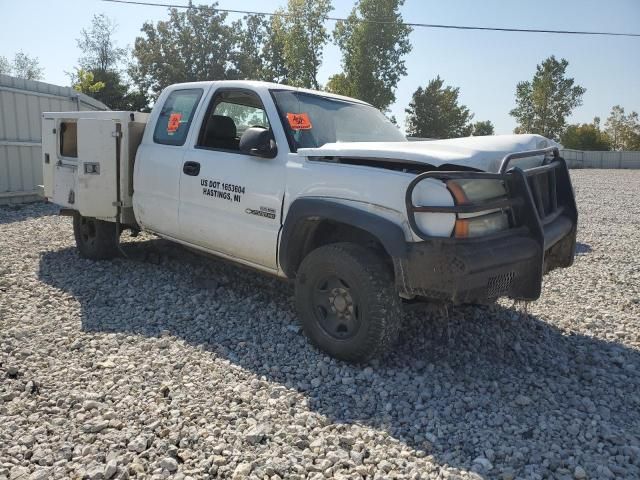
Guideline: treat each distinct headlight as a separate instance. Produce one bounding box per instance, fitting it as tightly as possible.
[447,179,507,203]
[446,179,510,238]
[411,179,456,237]
[454,211,510,238]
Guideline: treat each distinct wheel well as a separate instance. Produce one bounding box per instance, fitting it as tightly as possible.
[284,219,392,277]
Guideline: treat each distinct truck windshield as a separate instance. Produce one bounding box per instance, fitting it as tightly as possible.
[271,90,407,151]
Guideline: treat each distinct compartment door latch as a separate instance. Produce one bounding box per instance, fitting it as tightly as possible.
[83,162,100,175]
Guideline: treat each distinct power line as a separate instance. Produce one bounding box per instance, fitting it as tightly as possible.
[102,0,640,38]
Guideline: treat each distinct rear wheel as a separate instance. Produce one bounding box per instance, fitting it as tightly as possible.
[73,213,119,260]
[295,242,402,362]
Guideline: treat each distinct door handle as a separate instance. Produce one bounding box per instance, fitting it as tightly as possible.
[183,161,200,176]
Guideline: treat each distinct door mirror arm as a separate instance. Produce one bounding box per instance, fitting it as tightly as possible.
[239,127,278,159]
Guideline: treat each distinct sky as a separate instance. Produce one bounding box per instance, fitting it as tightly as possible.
[1,0,639,134]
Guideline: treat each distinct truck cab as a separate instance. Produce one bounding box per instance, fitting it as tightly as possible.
[42,80,578,362]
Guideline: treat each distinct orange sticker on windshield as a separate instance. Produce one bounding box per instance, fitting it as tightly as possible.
[167,112,182,134]
[287,112,312,130]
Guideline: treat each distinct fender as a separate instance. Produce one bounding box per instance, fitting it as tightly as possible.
[279,198,407,277]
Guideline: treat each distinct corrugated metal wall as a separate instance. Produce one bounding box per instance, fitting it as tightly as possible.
[561,149,640,169]
[0,74,108,204]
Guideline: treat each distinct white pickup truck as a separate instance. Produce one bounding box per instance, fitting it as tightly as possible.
[42,80,577,362]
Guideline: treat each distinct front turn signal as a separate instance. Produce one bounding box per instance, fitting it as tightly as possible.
[446,180,469,205]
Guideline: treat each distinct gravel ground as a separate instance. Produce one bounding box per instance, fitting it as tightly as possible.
[1,169,639,480]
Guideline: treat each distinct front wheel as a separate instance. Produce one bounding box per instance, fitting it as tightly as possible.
[295,242,402,362]
[72,213,119,260]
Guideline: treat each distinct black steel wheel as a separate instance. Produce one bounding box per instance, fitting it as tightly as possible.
[73,213,119,260]
[295,242,402,362]
[78,216,98,248]
[312,274,361,340]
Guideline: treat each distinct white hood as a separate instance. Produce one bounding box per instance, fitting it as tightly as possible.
[297,134,559,173]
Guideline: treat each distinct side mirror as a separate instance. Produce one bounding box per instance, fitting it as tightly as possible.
[239,127,277,159]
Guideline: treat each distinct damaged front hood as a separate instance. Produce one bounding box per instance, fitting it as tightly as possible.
[297,134,559,173]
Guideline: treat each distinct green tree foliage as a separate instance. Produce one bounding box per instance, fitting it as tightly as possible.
[71,68,105,94]
[326,0,411,111]
[262,13,289,83]
[471,120,494,136]
[325,73,350,97]
[127,1,331,93]
[12,52,44,80]
[70,67,147,111]
[405,76,473,139]
[237,1,331,87]
[605,105,640,150]
[234,15,267,80]
[77,14,126,72]
[93,70,149,111]
[561,120,611,151]
[510,56,585,141]
[74,14,149,110]
[0,52,44,80]
[130,3,238,99]
[281,0,333,88]
[0,56,10,75]
[628,133,640,151]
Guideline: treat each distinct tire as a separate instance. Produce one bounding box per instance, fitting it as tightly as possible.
[72,213,119,260]
[295,242,402,362]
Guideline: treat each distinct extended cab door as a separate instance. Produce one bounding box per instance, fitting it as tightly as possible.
[179,88,286,269]
[133,88,204,237]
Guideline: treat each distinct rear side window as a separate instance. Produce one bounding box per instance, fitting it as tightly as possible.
[60,122,78,157]
[153,89,203,146]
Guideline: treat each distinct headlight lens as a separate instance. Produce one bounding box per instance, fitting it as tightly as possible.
[447,179,507,204]
[454,211,510,238]
[412,179,456,237]
[447,179,510,238]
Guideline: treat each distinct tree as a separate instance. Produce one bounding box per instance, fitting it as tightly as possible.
[281,0,333,89]
[70,68,145,110]
[71,68,105,94]
[605,105,640,150]
[325,73,351,96]
[510,56,585,141]
[2,52,44,80]
[0,56,10,75]
[560,121,611,151]
[233,15,267,80]
[130,3,238,99]
[471,120,494,136]
[262,13,289,83]
[326,0,411,111]
[405,76,473,139]
[74,14,149,110]
[77,14,126,72]
[258,1,332,87]
[628,131,640,151]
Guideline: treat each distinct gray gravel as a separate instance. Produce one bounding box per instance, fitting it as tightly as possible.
[1,169,639,480]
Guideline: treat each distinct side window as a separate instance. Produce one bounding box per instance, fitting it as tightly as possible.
[59,121,78,158]
[197,90,270,152]
[153,88,203,146]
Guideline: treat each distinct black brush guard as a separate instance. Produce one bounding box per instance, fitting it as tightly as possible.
[399,147,578,302]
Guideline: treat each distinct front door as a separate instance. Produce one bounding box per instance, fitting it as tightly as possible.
[179,89,285,270]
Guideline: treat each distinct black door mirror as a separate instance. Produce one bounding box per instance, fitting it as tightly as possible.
[239,127,277,159]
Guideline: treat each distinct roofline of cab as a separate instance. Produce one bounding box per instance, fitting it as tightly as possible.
[162,80,371,107]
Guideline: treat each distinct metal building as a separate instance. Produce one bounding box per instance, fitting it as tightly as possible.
[0,74,108,204]
[561,148,640,169]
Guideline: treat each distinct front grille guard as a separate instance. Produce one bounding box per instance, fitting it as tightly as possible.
[405,146,578,246]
